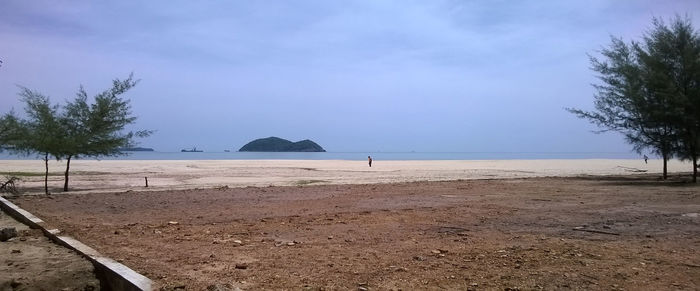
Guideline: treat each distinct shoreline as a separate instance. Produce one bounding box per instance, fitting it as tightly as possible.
[0,151,644,161]
[0,159,692,195]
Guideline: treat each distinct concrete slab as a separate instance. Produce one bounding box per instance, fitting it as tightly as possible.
[0,195,153,291]
[0,196,44,228]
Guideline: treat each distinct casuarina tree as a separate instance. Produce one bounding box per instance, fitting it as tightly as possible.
[638,18,700,182]
[568,16,700,182]
[0,74,151,193]
[0,88,65,194]
[59,74,151,191]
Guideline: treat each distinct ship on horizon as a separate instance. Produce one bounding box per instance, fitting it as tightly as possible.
[181,147,203,152]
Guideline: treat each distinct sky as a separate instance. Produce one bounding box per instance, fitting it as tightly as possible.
[1,1,700,153]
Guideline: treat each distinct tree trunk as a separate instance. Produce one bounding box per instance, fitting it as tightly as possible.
[662,153,668,180]
[693,155,697,183]
[63,155,72,191]
[43,152,49,195]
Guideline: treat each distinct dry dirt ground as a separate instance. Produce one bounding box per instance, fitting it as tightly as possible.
[8,175,700,290]
[0,209,100,291]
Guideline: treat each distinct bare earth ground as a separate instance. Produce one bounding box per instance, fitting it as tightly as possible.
[0,209,100,290]
[8,175,700,290]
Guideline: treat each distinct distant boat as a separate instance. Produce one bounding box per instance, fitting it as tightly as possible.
[224,150,231,152]
[181,147,203,152]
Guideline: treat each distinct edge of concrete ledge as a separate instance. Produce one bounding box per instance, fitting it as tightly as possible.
[0,195,44,228]
[0,195,153,291]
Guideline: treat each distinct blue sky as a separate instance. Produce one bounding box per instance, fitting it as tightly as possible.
[1,1,699,152]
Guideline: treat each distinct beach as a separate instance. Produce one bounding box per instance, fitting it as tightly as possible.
[2,159,699,289]
[0,159,691,194]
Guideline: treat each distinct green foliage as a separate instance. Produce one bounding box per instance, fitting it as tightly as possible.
[568,16,700,181]
[0,112,28,153]
[16,87,64,158]
[295,179,328,186]
[0,88,65,194]
[642,19,700,161]
[3,172,62,177]
[0,74,151,192]
[62,74,152,159]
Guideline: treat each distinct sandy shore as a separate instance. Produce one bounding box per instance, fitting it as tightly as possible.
[0,158,692,194]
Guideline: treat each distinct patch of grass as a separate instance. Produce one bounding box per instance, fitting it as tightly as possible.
[4,171,61,177]
[71,171,107,176]
[295,179,328,186]
[3,171,105,177]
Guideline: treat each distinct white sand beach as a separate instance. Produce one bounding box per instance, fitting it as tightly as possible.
[0,159,691,194]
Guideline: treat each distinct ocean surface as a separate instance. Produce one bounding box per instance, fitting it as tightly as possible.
[0,151,642,160]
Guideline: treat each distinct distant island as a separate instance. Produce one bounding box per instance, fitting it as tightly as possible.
[239,137,326,152]
[118,147,154,152]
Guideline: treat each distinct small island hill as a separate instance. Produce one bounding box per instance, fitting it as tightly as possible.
[239,137,325,152]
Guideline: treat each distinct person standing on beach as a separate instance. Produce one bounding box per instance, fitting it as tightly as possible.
[643,155,648,164]
[368,156,372,167]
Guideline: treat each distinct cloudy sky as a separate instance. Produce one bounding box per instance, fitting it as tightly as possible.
[1,1,699,153]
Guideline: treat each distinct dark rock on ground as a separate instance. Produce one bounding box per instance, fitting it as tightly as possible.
[0,227,17,241]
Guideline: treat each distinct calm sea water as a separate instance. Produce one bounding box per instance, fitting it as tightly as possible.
[0,151,641,160]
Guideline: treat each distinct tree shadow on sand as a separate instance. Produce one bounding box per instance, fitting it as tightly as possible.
[572,173,698,187]
[7,185,106,196]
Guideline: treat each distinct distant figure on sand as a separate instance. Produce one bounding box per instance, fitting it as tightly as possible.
[368,156,372,167]
[643,155,648,164]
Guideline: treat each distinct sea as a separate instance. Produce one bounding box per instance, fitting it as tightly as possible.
[0,151,642,160]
